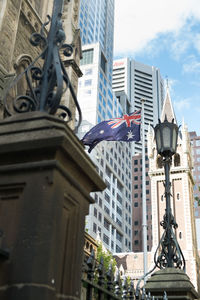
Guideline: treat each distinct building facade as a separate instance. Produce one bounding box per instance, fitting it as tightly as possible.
[0,0,81,128]
[78,0,133,253]
[189,131,200,249]
[132,150,152,252]
[112,58,164,153]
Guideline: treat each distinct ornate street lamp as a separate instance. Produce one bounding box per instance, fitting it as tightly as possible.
[154,116,185,270]
[154,117,179,158]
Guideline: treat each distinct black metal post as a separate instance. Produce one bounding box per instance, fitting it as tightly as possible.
[164,157,173,267]
[154,156,185,270]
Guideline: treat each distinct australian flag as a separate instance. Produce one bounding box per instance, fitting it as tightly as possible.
[81,110,141,152]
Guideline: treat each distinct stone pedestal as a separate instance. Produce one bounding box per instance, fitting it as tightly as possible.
[0,112,106,300]
[144,268,199,300]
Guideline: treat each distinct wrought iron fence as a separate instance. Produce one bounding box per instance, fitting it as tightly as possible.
[81,250,168,300]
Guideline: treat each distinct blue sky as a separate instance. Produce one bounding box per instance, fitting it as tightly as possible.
[114,0,200,135]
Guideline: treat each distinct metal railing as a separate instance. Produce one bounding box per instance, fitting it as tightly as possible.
[81,250,168,300]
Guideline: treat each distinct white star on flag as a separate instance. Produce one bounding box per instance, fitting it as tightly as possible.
[127,130,134,140]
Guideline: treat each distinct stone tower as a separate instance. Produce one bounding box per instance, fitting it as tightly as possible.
[147,88,200,291]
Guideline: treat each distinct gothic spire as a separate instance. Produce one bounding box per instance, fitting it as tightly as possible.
[160,87,177,123]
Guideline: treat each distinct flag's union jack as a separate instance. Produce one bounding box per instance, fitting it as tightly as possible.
[107,110,141,128]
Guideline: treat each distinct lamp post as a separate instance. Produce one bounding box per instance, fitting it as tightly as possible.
[154,116,185,270]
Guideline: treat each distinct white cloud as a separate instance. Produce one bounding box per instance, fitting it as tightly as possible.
[174,98,191,111]
[182,55,200,73]
[114,0,200,56]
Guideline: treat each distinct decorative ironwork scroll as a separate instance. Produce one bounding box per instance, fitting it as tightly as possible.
[3,0,82,131]
[154,157,185,271]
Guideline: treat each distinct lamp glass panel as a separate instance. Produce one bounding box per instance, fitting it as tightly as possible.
[172,128,177,152]
[156,129,161,152]
[163,126,171,149]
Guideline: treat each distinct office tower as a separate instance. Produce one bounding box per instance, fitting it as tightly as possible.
[79,0,114,85]
[113,58,164,153]
[132,150,152,252]
[189,131,200,249]
[77,1,133,253]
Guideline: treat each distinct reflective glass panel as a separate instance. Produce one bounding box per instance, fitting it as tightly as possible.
[163,126,171,148]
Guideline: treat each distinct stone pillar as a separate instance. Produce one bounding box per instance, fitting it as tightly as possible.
[144,268,200,300]
[0,112,106,300]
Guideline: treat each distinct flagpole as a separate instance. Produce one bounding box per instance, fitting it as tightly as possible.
[141,98,147,283]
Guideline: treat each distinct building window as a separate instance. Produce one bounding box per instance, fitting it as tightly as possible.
[98,212,102,222]
[94,194,98,203]
[105,192,110,203]
[98,227,101,237]
[134,240,139,245]
[177,193,180,200]
[161,195,164,202]
[101,52,107,74]
[174,153,180,167]
[117,193,122,204]
[99,198,102,207]
[93,223,97,233]
[100,159,104,167]
[104,218,110,230]
[116,206,122,216]
[85,68,92,75]
[104,205,110,215]
[116,218,122,227]
[156,155,163,168]
[196,140,200,146]
[134,221,139,226]
[94,207,97,217]
[80,49,94,65]
[134,160,138,165]
[103,234,109,245]
[84,79,92,86]
[116,231,122,242]
[116,245,122,253]
[134,202,138,207]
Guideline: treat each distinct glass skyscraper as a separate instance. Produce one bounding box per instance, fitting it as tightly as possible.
[77,0,133,253]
